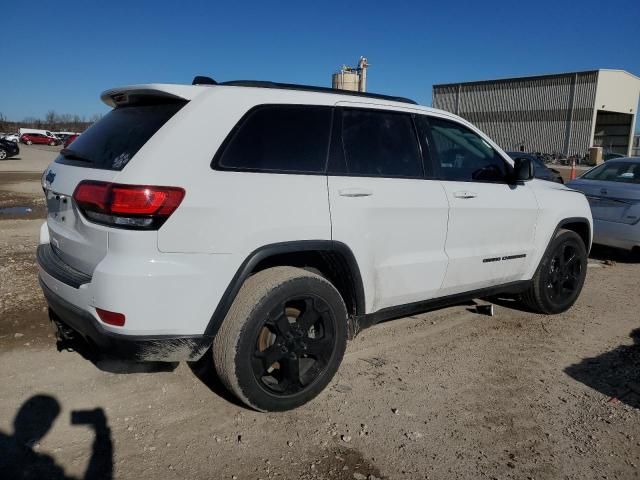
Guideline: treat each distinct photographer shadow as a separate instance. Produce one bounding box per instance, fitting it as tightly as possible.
[0,395,113,480]
[565,328,640,409]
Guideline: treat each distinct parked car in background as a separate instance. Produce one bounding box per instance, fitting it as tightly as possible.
[63,133,79,148]
[20,133,60,146]
[3,133,20,143]
[604,152,625,162]
[0,138,20,160]
[507,152,564,183]
[19,128,58,139]
[52,131,77,143]
[567,158,640,255]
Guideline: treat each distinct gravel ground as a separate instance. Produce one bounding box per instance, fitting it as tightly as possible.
[0,146,639,480]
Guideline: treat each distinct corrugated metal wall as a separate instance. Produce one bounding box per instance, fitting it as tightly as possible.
[432,72,598,156]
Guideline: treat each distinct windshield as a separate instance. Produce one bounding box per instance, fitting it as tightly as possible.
[54,101,186,170]
[582,162,640,184]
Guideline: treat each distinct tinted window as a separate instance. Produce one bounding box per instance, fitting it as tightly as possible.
[429,117,509,182]
[340,109,422,178]
[218,105,331,173]
[55,101,185,170]
[582,161,640,184]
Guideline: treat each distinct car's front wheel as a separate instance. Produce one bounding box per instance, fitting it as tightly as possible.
[213,266,348,411]
[0,149,6,160]
[26,140,32,145]
[521,228,587,314]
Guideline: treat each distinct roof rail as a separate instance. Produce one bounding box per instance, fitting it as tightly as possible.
[218,80,417,105]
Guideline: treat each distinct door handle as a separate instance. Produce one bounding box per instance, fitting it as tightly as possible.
[453,191,478,199]
[338,188,373,198]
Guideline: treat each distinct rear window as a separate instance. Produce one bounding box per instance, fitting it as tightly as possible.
[55,101,185,170]
[582,162,640,184]
[341,109,423,178]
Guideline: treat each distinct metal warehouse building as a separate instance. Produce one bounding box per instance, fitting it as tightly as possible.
[432,69,640,157]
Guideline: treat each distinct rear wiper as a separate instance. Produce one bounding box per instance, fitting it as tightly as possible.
[60,148,92,163]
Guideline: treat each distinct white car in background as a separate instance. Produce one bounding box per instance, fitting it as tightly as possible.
[36,77,593,411]
[3,133,19,143]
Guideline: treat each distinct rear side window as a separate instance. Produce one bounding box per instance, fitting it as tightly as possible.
[217,105,332,173]
[341,109,423,178]
[428,117,509,182]
[55,101,185,170]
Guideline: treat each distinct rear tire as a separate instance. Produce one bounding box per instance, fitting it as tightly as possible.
[0,149,6,160]
[521,229,587,314]
[213,266,348,411]
[49,141,55,146]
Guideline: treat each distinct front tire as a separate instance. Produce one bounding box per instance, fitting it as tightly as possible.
[0,149,6,160]
[213,266,348,411]
[26,140,32,145]
[521,229,587,314]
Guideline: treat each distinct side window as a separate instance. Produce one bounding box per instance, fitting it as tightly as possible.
[217,105,331,173]
[428,117,509,182]
[340,109,423,178]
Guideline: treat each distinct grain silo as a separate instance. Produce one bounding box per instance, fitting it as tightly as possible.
[332,57,368,92]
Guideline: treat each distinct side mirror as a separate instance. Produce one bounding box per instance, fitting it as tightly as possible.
[513,157,534,182]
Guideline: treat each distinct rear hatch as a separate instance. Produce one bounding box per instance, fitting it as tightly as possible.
[44,96,187,275]
[570,174,640,225]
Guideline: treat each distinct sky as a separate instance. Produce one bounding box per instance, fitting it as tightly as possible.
[1,0,639,128]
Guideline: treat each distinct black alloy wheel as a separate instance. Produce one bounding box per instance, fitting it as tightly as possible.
[521,228,587,314]
[252,297,335,395]
[543,242,583,304]
[213,266,348,411]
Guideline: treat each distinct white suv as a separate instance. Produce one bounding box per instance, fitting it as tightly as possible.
[37,78,592,411]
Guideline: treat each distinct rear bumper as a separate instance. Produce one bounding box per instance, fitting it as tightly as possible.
[36,215,239,337]
[37,244,91,288]
[593,218,640,251]
[40,278,211,361]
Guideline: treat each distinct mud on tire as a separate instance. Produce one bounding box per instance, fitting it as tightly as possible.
[213,266,348,411]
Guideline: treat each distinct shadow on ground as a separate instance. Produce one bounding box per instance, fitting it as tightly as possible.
[589,244,640,264]
[48,325,241,407]
[565,328,640,409]
[479,295,537,314]
[187,352,246,407]
[54,329,178,374]
[0,394,113,479]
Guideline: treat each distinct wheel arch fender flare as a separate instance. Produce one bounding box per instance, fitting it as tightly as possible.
[204,240,366,337]
[555,217,592,253]
[534,216,592,274]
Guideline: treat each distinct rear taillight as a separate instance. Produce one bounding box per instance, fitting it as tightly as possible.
[96,308,126,327]
[73,181,185,230]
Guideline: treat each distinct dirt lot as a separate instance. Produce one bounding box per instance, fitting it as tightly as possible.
[1,145,639,480]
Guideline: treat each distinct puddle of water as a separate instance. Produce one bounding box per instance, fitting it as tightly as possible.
[0,206,33,215]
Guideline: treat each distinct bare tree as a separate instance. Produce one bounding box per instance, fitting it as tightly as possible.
[1,111,101,134]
